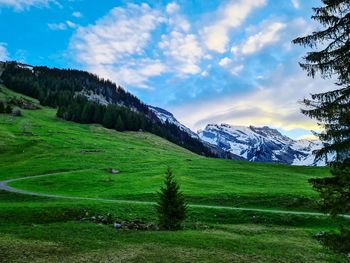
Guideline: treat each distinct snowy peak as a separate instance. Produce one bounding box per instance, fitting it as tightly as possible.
[198,123,328,166]
[148,106,199,139]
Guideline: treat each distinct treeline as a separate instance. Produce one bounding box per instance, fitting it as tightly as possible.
[1,62,215,157]
[57,95,213,155]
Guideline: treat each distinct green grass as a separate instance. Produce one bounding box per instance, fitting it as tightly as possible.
[0,85,348,262]
[0,86,329,211]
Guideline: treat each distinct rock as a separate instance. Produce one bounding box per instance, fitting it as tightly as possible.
[314,232,325,239]
[114,223,122,229]
[12,108,22,117]
[107,168,120,174]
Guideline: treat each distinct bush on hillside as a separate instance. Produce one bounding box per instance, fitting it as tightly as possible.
[12,108,22,117]
[316,227,350,255]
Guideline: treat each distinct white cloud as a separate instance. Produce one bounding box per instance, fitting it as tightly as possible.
[171,64,337,133]
[0,0,56,11]
[66,20,77,28]
[48,22,66,30]
[91,59,166,89]
[160,2,204,76]
[201,0,267,53]
[230,64,244,75]
[48,20,78,30]
[70,3,166,88]
[0,43,9,61]
[72,11,82,18]
[159,31,203,75]
[166,2,179,14]
[201,70,208,77]
[218,57,231,67]
[291,0,300,9]
[218,57,244,75]
[232,22,286,56]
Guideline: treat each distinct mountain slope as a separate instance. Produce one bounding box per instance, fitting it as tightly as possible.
[198,124,328,166]
[148,106,198,138]
[0,61,215,157]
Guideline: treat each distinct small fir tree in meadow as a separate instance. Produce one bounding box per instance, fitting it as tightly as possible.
[157,167,187,230]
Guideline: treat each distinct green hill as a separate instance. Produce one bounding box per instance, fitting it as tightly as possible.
[0,85,348,262]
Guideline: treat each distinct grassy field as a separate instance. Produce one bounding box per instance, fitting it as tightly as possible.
[0,85,348,262]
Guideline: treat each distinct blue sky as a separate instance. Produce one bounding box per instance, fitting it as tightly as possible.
[0,0,335,139]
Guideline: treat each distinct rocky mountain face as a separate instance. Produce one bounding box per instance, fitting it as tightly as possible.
[198,124,328,166]
[148,106,199,139]
[148,106,238,159]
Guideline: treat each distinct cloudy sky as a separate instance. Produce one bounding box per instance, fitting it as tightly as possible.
[0,0,335,139]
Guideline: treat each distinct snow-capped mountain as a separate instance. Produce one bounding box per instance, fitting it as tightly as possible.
[147,107,242,159]
[148,106,199,139]
[198,124,329,166]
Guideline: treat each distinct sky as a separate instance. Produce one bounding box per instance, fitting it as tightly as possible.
[0,0,336,139]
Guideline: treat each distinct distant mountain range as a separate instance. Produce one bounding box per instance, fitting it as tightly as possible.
[149,107,329,166]
[198,124,328,166]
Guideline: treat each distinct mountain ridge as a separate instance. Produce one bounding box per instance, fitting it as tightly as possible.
[198,123,327,166]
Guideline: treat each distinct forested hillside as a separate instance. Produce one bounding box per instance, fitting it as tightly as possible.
[1,61,215,157]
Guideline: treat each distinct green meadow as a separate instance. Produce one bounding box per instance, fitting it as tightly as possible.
[0,86,348,262]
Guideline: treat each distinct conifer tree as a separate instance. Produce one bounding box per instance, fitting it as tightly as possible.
[102,105,116,129]
[115,115,125,131]
[93,105,104,124]
[293,0,350,251]
[156,167,187,230]
[81,103,94,124]
[0,101,4,113]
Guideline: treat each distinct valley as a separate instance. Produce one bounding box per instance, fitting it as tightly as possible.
[1,0,349,261]
[0,85,348,262]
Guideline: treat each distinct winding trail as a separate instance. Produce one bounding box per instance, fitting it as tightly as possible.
[1,171,349,219]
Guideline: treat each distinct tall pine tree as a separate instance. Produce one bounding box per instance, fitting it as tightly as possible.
[103,105,116,129]
[293,0,350,252]
[115,115,125,131]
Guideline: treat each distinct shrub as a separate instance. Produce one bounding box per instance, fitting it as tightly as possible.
[317,227,350,255]
[12,108,22,117]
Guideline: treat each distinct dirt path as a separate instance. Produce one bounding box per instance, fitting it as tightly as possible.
[1,171,349,219]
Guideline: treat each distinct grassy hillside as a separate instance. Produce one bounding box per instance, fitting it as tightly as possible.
[0,85,329,210]
[0,85,348,262]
